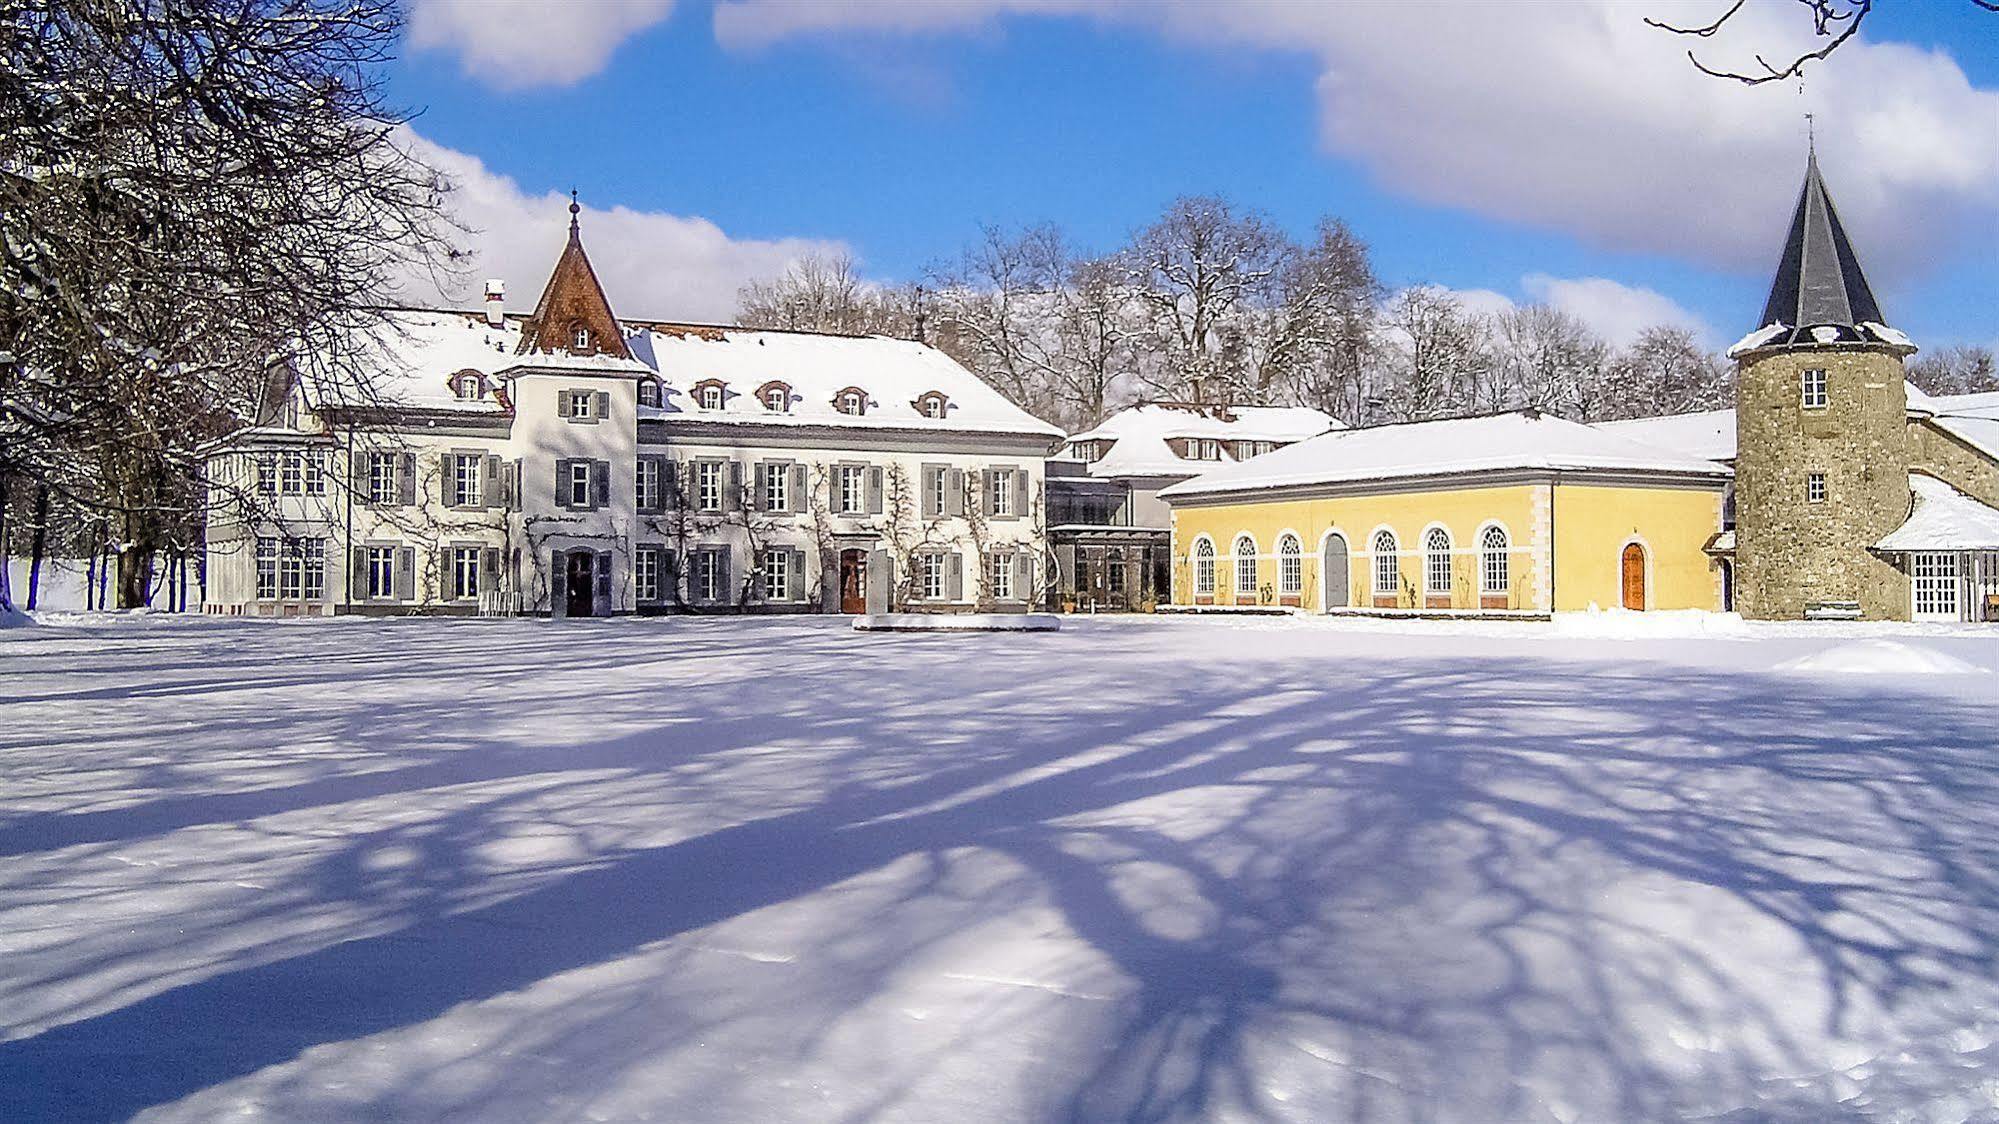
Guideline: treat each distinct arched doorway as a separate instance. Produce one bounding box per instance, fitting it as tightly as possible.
[1621,542,1647,611]
[1322,533,1349,610]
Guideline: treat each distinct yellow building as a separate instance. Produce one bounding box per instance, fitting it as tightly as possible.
[1158,409,1732,615]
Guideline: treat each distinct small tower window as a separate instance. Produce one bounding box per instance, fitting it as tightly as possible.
[637,379,660,408]
[1801,368,1828,409]
[1807,471,1826,503]
[572,325,592,351]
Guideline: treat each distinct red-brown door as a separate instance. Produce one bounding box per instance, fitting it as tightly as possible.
[839,549,867,614]
[1621,543,1646,611]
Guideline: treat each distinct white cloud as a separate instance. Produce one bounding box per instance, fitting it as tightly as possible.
[1521,275,1710,349]
[705,0,1998,286]
[1391,276,1715,350]
[407,0,676,89]
[394,130,845,323]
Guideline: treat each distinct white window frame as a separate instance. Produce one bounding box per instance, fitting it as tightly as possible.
[279,450,303,495]
[452,454,481,508]
[636,458,660,512]
[838,465,865,514]
[452,546,480,601]
[303,450,326,496]
[367,452,396,504]
[1801,367,1828,409]
[567,390,594,420]
[572,326,591,350]
[989,469,1014,517]
[694,549,723,602]
[1912,552,1960,620]
[1372,529,1399,596]
[697,384,724,410]
[988,551,1015,601]
[1193,537,1216,596]
[1277,534,1302,595]
[302,539,325,600]
[1807,471,1826,503]
[256,536,279,598]
[919,552,946,600]
[695,460,723,513]
[840,390,865,415]
[255,452,278,498]
[568,461,592,508]
[1425,526,1453,596]
[635,545,660,602]
[763,548,791,601]
[366,545,395,599]
[920,395,947,419]
[1480,524,1510,596]
[1233,535,1257,596]
[764,464,789,512]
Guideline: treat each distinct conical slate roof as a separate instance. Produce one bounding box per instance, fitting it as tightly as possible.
[1734,152,1913,355]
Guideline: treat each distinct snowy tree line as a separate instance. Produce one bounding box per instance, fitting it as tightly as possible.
[740,197,1998,434]
[1,0,456,610]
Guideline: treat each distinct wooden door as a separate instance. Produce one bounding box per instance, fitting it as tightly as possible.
[1322,535,1349,610]
[565,551,595,618]
[1621,543,1645,611]
[839,549,867,614]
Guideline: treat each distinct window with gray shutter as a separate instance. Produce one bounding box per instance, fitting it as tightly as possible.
[866,466,884,514]
[790,547,809,601]
[591,460,611,510]
[717,544,733,604]
[594,390,610,420]
[557,392,573,419]
[481,548,500,593]
[1014,551,1033,602]
[398,453,417,506]
[554,458,571,509]
[437,454,455,507]
[727,461,743,513]
[922,463,943,518]
[395,546,415,601]
[948,552,964,601]
[484,455,504,510]
[946,468,964,516]
[663,459,680,510]
[789,464,807,512]
[752,463,768,512]
[1013,470,1029,521]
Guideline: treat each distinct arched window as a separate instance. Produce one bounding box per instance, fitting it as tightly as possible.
[636,379,661,408]
[1480,525,1509,596]
[1194,538,1215,596]
[834,387,867,416]
[1372,529,1399,595]
[452,371,483,400]
[1425,527,1452,596]
[915,391,949,419]
[1277,533,1302,596]
[1234,535,1258,596]
[759,382,791,412]
[697,384,724,410]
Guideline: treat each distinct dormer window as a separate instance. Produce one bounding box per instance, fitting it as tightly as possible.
[834,387,868,416]
[637,378,661,408]
[571,325,592,351]
[692,379,727,411]
[757,381,792,413]
[1185,439,1222,461]
[451,371,484,400]
[914,391,949,419]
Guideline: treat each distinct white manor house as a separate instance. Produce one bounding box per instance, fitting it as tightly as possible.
[202,205,1064,617]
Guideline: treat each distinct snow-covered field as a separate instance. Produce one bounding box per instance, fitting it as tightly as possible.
[2,612,1996,1122]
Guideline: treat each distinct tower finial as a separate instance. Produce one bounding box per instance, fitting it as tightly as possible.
[568,189,580,236]
[1805,112,1815,156]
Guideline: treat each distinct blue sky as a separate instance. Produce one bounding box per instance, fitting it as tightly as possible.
[388,0,1997,350]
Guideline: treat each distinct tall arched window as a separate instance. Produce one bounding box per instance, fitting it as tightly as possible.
[1194,538,1215,596]
[1480,525,1509,596]
[1234,536,1258,596]
[1372,530,1398,595]
[1425,527,1452,596]
[1277,533,1302,596]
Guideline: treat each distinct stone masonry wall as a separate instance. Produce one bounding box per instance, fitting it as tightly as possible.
[1909,421,1999,509]
[1733,346,1911,620]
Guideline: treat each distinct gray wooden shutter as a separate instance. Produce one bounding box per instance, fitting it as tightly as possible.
[438,454,455,507]
[866,466,884,514]
[948,552,964,601]
[1013,470,1029,520]
[662,459,680,509]
[398,453,416,505]
[717,545,733,604]
[594,390,610,420]
[754,463,770,512]
[554,458,571,509]
[727,461,744,513]
[481,547,499,593]
[396,546,415,601]
[1015,551,1032,602]
[946,469,964,516]
[595,551,612,601]
[484,455,504,509]
[663,549,681,604]
[790,547,808,601]
[557,391,573,419]
[921,466,939,518]
[592,460,610,510]
[550,548,567,614]
[789,464,807,513]
[350,547,368,600]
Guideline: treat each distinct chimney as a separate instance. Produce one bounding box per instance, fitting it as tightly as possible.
[484,279,505,328]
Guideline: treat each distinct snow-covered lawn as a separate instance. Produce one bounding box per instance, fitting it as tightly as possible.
[2,613,1996,1122]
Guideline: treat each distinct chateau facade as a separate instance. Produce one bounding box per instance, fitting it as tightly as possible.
[202,206,1063,617]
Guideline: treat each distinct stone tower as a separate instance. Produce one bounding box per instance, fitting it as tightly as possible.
[1730,152,1918,620]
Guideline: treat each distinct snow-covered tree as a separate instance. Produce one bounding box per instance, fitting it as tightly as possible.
[1910,345,1998,397]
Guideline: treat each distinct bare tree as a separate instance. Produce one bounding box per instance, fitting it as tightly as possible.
[1647,0,1996,85]
[1910,344,1999,397]
[1373,288,1494,422]
[1,0,458,609]
[1605,325,1732,419]
[1123,195,1292,403]
[737,253,914,337]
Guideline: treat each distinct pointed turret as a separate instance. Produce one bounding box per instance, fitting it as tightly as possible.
[1741,152,1912,354]
[516,193,632,360]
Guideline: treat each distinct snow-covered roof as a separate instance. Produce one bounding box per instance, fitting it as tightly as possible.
[1066,403,1339,477]
[1159,409,1731,501]
[1926,390,1999,463]
[310,309,1061,440]
[1875,473,1999,552]
[627,324,1061,439]
[1594,409,1737,465]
